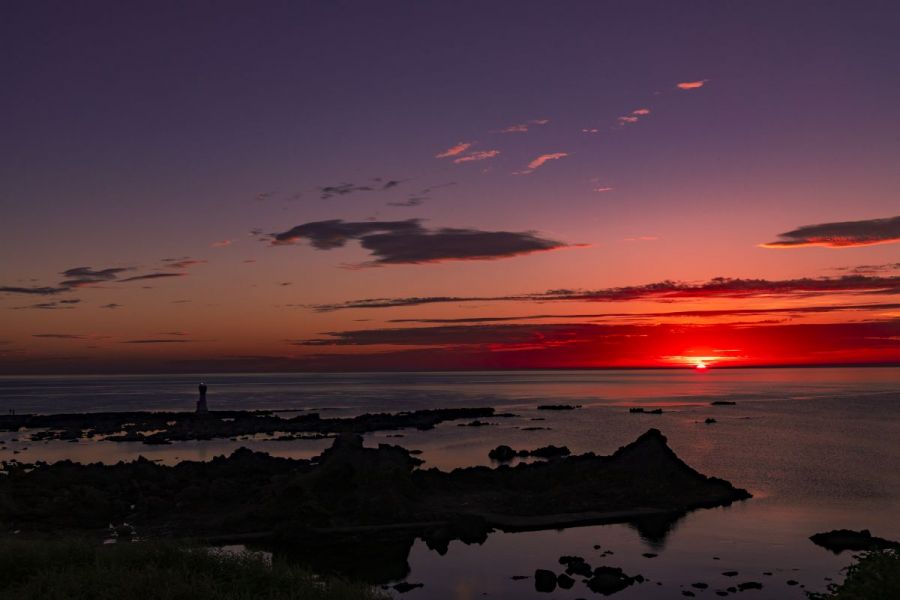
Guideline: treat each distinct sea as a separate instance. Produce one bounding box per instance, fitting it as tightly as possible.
[1,367,898,599]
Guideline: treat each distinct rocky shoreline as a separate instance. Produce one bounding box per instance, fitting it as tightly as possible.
[0,407,504,445]
[1,429,750,546]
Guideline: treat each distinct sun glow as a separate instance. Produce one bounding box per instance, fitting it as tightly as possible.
[662,354,739,369]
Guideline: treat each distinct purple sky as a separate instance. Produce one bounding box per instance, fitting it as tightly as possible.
[1,1,898,373]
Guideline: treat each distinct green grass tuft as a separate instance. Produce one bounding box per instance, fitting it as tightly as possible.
[0,539,390,600]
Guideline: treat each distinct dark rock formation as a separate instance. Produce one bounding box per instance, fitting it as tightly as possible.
[810,529,900,553]
[534,569,557,592]
[710,401,736,406]
[629,407,663,414]
[0,428,751,586]
[530,445,571,458]
[559,555,593,577]
[586,566,638,595]
[488,445,517,461]
[1,407,500,445]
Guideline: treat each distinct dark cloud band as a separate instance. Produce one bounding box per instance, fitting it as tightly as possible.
[310,275,900,312]
[270,219,569,266]
[762,215,900,248]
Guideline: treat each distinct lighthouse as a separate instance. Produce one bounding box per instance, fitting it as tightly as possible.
[196,382,208,414]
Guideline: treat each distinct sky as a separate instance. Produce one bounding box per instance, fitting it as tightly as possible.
[1,0,898,374]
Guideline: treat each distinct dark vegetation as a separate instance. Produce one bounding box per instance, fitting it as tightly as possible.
[807,550,900,600]
[0,538,388,600]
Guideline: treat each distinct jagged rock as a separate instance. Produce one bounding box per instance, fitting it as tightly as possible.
[392,582,424,593]
[704,418,717,424]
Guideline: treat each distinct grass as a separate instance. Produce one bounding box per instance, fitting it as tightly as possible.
[0,539,390,600]
[808,550,900,600]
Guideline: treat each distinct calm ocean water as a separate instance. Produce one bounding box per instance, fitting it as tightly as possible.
[1,367,898,598]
